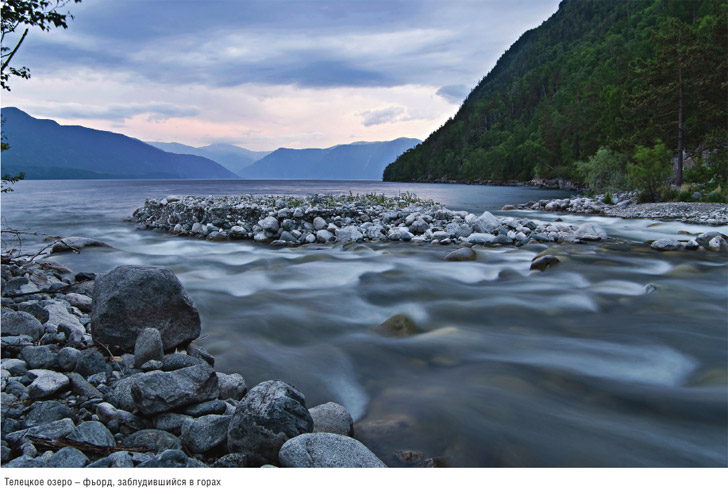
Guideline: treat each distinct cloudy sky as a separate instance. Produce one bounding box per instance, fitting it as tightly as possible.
[2,0,560,151]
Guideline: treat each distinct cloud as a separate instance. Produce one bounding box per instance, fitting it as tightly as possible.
[48,103,200,122]
[359,106,407,126]
[436,84,470,104]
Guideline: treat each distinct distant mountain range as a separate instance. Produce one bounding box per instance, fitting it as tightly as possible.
[240,138,421,180]
[1,107,237,180]
[147,141,270,177]
[1,107,420,180]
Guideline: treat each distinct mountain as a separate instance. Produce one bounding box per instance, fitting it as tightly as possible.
[148,141,270,176]
[383,0,727,183]
[1,107,238,180]
[241,138,421,179]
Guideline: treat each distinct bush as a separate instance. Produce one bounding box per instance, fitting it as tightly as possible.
[628,141,672,202]
[576,147,629,193]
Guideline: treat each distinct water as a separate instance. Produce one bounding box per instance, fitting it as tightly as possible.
[2,179,727,467]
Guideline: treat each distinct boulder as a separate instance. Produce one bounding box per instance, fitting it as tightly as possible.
[372,314,418,337]
[27,370,69,399]
[67,421,115,448]
[278,433,386,468]
[707,236,728,252]
[91,265,201,353]
[123,429,182,454]
[335,226,364,243]
[216,372,247,401]
[46,447,89,468]
[473,211,501,233]
[530,255,561,272]
[50,237,111,253]
[695,231,723,248]
[181,414,231,453]
[227,380,313,466]
[134,328,164,368]
[1,311,43,341]
[309,402,354,436]
[650,238,681,251]
[444,247,477,262]
[258,216,280,232]
[162,353,205,371]
[130,364,219,415]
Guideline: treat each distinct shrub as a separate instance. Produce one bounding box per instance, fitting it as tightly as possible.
[628,141,672,202]
[576,147,629,194]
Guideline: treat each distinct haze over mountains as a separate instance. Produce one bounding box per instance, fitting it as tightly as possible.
[1,107,421,180]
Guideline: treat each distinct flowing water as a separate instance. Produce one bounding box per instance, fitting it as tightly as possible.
[2,179,727,467]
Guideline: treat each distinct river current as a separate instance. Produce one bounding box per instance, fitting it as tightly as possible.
[2,179,727,467]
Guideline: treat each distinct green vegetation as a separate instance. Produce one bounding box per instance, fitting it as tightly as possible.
[383,0,727,202]
[628,141,673,202]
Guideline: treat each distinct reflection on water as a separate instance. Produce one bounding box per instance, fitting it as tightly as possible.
[2,179,727,466]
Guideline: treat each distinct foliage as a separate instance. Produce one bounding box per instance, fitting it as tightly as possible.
[383,0,728,195]
[576,146,629,193]
[628,141,672,202]
[1,0,81,91]
[1,171,25,193]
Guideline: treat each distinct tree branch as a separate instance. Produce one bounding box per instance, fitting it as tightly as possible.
[1,27,28,73]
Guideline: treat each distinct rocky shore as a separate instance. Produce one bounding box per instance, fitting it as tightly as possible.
[1,255,386,468]
[505,192,728,226]
[131,193,611,247]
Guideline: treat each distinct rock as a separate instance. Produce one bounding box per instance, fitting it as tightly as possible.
[162,353,205,371]
[134,328,164,368]
[695,231,723,248]
[131,364,219,415]
[67,372,103,400]
[57,347,81,372]
[316,229,334,243]
[65,293,93,313]
[187,344,215,366]
[24,401,75,428]
[5,454,47,468]
[212,453,250,468]
[707,236,728,252]
[45,302,86,344]
[87,451,134,468]
[137,449,205,468]
[278,433,386,468]
[181,414,231,453]
[1,311,43,341]
[154,413,191,435]
[530,255,561,272]
[335,226,364,243]
[140,360,163,371]
[181,399,228,417]
[444,247,477,262]
[73,348,107,377]
[123,429,182,454]
[17,302,50,324]
[46,446,89,468]
[309,402,354,436]
[258,216,280,232]
[67,421,115,448]
[216,372,247,401]
[372,314,418,337]
[473,211,501,233]
[465,233,497,245]
[650,238,681,251]
[575,223,607,241]
[50,237,111,253]
[409,219,429,235]
[227,380,313,466]
[91,265,201,353]
[21,345,58,370]
[95,402,118,424]
[6,418,76,445]
[313,217,327,230]
[27,370,69,399]
[1,358,28,376]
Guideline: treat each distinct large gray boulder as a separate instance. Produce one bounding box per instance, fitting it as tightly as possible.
[309,402,354,436]
[130,364,219,415]
[278,433,386,468]
[1,311,43,341]
[227,380,313,466]
[91,265,201,353]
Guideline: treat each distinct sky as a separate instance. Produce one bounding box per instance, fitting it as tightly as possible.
[2,0,561,151]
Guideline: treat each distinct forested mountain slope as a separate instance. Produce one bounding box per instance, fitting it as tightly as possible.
[383,0,726,185]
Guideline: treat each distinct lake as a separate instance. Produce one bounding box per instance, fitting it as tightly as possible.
[2,179,727,467]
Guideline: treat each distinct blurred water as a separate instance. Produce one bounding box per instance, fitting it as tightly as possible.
[2,179,727,467]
